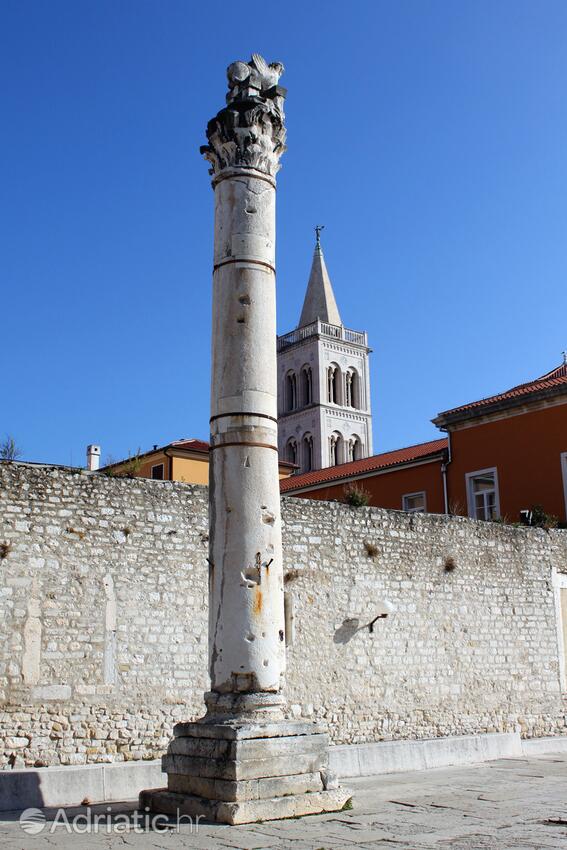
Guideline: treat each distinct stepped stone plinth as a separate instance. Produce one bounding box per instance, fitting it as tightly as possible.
[141,718,348,825]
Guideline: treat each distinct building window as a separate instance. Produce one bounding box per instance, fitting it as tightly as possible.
[285,371,297,411]
[329,436,336,466]
[302,433,313,472]
[151,463,164,480]
[402,491,426,513]
[345,369,360,409]
[348,435,362,462]
[327,366,334,403]
[345,371,353,407]
[327,364,341,405]
[286,438,297,466]
[329,432,343,466]
[466,468,500,521]
[301,366,312,406]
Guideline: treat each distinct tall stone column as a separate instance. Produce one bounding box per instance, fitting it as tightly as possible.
[205,77,286,717]
[141,55,350,825]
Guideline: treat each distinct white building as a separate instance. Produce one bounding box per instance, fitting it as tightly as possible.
[277,236,373,472]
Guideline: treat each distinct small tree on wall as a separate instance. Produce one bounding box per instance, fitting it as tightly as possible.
[528,505,560,529]
[0,436,22,461]
[119,449,143,479]
[343,482,371,508]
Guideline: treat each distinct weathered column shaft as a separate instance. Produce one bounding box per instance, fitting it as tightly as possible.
[196,64,288,717]
[141,57,350,823]
[208,166,285,697]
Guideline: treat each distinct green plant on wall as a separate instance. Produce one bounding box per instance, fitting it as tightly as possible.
[0,435,22,461]
[529,505,560,530]
[108,449,144,479]
[343,482,371,508]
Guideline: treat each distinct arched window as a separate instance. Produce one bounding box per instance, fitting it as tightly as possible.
[286,438,297,466]
[348,435,362,462]
[329,431,343,466]
[302,433,313,472]
[327,364,341,405]
[345,369,360,409]
[301,366,312,406]
[285,371,297,411]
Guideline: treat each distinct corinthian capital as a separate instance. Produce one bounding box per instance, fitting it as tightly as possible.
[201,54,287,178]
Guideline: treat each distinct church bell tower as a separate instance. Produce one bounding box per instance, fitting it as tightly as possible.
[277,230,373,472]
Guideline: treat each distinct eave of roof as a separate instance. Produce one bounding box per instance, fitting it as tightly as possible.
[100,438,209,470]
[170,439,297,469]
[280,438,448,493]
[170,439,211,455]
[101,438,298,471]
[433,362,567,428]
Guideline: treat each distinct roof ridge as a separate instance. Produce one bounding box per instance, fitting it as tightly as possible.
[378,437,448,453]
[435,361,567,421]
[536,362,567,381]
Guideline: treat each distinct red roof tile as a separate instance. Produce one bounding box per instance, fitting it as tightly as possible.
[434,362,567,424]
[280,438,448,493]
[171,438,211,454]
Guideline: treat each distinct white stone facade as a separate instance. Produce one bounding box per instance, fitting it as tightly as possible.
[277,317,373,472]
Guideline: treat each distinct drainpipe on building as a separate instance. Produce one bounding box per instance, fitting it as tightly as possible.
[441,431,452,515]
[162,448,173,481]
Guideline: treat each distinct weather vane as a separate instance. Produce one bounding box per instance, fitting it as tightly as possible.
[314,224,325,248]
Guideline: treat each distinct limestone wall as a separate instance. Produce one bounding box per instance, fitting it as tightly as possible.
[0,463,565,768]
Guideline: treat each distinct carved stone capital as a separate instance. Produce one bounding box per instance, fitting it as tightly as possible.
[201,95,287,178]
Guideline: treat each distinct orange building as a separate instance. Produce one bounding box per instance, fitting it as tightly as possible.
[434,359,567,523]
[282,359,567,525]
[102,438,296,483]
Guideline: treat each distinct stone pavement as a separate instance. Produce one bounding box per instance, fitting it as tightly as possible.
[1,752,566,849]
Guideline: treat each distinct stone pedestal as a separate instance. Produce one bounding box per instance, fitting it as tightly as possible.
[141,55,350,824]
[141,718,349,825]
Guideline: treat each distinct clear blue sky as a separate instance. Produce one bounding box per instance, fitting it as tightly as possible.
[2,1,566,466]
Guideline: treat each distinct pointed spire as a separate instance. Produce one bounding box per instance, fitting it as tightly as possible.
[298,227,342,328]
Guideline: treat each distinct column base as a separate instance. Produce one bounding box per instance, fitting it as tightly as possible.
[140,787,351,826]
[140,718,351,825]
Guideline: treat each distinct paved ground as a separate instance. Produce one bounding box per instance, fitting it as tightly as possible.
[1,753,566,849]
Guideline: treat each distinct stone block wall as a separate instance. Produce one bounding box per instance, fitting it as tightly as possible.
[283,498,567,744]
[0,463,565,768]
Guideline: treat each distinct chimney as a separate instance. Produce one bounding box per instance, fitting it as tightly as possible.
[86,444,101,471]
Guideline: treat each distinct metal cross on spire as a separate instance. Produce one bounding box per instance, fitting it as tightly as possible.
[314,224,325,249]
